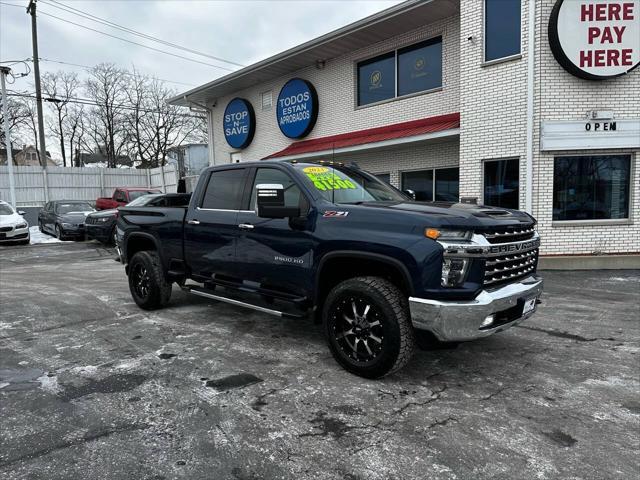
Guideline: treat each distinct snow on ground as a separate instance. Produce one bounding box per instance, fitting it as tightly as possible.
[29,226,64,244]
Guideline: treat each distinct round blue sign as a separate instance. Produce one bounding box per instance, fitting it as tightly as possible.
[276,78,318,139]
[223,98,255,149]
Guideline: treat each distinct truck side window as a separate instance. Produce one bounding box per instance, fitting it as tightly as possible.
[114,190,126,202]
[201,168,246,210]
[249,168,304,210]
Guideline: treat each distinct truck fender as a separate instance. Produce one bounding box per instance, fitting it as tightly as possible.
[314,250,415,301]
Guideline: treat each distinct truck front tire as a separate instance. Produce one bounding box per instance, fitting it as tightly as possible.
[128,251,172,310]
[323,276,415,379]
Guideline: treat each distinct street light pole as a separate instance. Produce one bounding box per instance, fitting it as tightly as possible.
[27,0,48,169]
[0,66,17,208]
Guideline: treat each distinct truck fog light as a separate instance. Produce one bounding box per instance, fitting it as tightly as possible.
[481,315,495,328]
[441,257,469,287]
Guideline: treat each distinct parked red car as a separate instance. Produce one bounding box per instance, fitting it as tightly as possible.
[95,188,161,210]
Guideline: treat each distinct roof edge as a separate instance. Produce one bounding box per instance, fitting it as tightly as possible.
[169,0,430,106]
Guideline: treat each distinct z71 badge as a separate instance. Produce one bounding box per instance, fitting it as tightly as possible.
[323,211,349,218]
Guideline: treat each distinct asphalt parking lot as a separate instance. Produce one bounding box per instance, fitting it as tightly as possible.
[0,242,638,480]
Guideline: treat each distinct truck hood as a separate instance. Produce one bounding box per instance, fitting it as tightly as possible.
[349,201,535,230]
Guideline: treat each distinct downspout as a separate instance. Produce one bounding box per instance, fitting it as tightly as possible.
[525,0,536,214]
[183,95,216,167]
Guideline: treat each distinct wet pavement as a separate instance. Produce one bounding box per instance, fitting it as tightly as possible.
[0,242,638,479]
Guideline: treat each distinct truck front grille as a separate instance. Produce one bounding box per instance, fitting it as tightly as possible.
[484,248,539,287]
[483,225,536,244]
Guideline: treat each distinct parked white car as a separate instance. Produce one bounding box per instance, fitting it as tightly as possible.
[0,200,30,245]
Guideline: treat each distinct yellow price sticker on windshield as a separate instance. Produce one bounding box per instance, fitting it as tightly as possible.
[305,171,357,191]
[303,166,329,174]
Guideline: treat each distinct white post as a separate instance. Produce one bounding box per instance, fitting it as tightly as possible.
[146,168,151,188]
[100,169,105,197]
[0,67,17,208]
[42,168,49,202]
[160,164,166,193]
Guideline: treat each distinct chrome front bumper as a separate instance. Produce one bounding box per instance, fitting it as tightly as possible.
[409,275,543,342]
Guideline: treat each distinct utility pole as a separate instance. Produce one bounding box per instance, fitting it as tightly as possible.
[0,67,17,208]
[27,0,48,169]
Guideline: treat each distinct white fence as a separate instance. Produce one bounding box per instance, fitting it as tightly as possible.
[0,164,178,206]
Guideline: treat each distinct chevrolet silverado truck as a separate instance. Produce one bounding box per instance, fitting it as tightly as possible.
[95,187,161,210]
[117,161,543,378]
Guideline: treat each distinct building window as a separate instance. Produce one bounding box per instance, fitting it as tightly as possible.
[261,91,272,110]
[484,159,519,209]
[357,36,443,106]
[553,155,631,221]
[397,37,443,96]
[484,0,521,62]
[401,167,459,202]
[357,52,395,106]
[375,173,391,184]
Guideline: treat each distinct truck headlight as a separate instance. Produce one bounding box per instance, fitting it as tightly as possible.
[98,217,110,223]
[441,257,469,287]
[425,228,472,241]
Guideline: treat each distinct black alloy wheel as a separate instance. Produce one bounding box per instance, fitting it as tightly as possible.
[55,224,64,240]
[38,220,44,233]
[131,262,150,299]
[331,297,384,364]
[323,276,415,379]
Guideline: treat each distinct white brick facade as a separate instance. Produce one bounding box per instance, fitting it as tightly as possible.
[201,0,640,257]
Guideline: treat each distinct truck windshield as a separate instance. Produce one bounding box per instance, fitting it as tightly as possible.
[293,163,406,204]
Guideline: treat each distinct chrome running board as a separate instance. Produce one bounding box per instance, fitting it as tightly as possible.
[185,285,287,317]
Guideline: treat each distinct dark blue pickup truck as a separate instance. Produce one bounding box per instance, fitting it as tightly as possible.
[117,160,543,378]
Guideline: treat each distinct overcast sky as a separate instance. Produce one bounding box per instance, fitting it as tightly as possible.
[1,0,402,94]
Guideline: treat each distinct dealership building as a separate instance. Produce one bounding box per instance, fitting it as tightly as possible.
[170,0,640,264]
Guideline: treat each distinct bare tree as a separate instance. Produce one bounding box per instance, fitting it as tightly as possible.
[64,103,86,167]
[124,71,204,168]
[20,97,40,153]
[0,96,30,149]
[84,63,130,168]
[42,71,79,167]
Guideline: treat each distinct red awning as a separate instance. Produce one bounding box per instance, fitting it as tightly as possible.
[264,112,460,159]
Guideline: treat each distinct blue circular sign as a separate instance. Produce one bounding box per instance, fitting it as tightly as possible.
[276,78,318,139]
[223,98,255,149]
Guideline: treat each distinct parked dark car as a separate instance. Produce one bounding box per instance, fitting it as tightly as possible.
[38,200,95,240]
[86,193,191,245]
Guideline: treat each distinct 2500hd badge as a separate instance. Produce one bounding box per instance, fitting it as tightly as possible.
[117,160,543,379]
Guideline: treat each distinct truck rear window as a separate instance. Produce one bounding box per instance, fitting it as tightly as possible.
[201,169,246,210]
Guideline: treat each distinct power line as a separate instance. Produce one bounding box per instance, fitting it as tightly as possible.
[36,9,237,72]
[0,2,23,7]
[37,57,197,87]
[43,0,245,68]
[7,91,206,118]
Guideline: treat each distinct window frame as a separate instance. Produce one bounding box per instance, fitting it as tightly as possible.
[551,153,634,227]
[482,157,520,210]
[354,34,444,109]
[245,166,310,214]
[482,0,522,66]
[400,165,459,202]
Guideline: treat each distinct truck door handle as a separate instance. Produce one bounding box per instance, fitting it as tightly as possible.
[238,223,254,230]
[187,219,200,225]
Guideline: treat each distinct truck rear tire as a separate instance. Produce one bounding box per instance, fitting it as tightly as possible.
[128,251,172,310]
[323,276,415,379]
